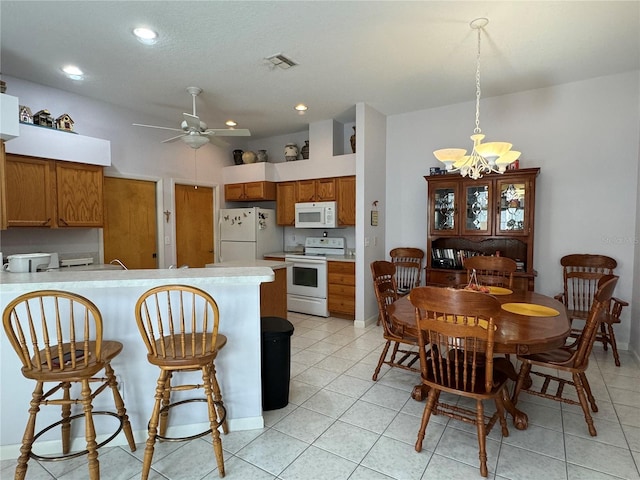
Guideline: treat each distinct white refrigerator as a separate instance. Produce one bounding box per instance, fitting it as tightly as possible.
[219,207,283,262]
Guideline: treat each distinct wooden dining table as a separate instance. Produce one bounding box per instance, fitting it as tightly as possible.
[387,289,570,430]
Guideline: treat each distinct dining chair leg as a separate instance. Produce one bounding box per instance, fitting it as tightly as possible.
[415,388,437,452]
[573,373,597,436]
[80,379,100,480]
[203,365,225,477]
[495,397,510,437]
[142,370,170,480]
[578,372,598,412]
[209,362,228,434]
[61,382,72,454]
[604,323,621,366]
[372,340,391,381]
[105,364,136,451]
[475,399,488,477]
[599,323,609,351]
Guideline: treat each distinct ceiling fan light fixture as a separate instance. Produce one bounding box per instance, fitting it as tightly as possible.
[182,134,209,149]
[133,27,158,45]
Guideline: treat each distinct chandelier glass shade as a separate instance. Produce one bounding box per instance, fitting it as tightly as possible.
[434,18,520,180]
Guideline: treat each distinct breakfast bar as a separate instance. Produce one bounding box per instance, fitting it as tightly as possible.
[0,266,273,458]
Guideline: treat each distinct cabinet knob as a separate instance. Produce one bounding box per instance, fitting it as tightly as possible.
[58,218,69,226]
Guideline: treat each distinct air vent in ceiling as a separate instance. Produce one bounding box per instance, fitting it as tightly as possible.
[265,53,298,70]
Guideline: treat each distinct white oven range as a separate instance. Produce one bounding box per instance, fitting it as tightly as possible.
[285,237,346,317]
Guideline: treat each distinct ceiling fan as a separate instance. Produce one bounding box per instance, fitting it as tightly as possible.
[133,86,250,149]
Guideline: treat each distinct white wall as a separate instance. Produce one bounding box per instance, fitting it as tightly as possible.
[386,71,640,353]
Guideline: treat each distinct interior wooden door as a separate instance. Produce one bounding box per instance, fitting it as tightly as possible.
[175,184,214,267]
[103,177,158,269]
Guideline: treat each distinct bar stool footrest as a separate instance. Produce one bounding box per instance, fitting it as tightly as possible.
[153,398,227,442]
[30,411,124,462]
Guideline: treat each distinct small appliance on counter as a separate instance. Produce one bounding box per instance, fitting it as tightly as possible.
[285,237,346,317]
[3,253,52,273]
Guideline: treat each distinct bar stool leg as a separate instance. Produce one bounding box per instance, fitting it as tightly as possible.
[80,379,100,480]
[61,382,72,454]
[159,372,173,438]
[105,364,136,451]
[203,365,225,477]
[209,363,228,435]
[142,370,170,480]
[15,382,44,480]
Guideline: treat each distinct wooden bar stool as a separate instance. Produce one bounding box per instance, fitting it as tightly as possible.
[134,285,228,479]
[2,290,136,480]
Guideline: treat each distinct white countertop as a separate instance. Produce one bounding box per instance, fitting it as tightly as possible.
[0,266,274,292]
[206,259,291,270]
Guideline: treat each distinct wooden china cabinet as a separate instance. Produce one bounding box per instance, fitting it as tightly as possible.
[425,168,539,291]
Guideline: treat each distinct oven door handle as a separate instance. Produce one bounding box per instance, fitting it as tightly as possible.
[286,257,327,266]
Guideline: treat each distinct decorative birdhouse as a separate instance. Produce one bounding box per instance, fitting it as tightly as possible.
[55,113,74,132]
[33,109,54,128]
[19,105,33,124]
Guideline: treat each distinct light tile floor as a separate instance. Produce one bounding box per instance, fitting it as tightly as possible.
[2,311,640,479]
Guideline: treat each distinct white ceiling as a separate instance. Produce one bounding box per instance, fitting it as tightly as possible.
[2,1,639,140]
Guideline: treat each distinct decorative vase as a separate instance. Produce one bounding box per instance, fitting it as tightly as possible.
[284,143,298,161]
[301,140,310,160]
[350,126,356,153]
[232,149,244,165]
[242,151,257,164]
[257,149,268,163]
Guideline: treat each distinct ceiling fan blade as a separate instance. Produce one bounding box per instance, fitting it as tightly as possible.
[203,128,251,137]
[209,136,230,148]
[161,133,187,143]
[133,123,183,132]
[183,113,202,130]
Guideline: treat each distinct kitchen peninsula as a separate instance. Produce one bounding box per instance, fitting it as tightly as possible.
[0,266,273,457]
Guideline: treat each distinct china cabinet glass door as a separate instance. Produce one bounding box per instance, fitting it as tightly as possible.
[461,180,493,235]
[430,183,459,235]
[496,178,530,236]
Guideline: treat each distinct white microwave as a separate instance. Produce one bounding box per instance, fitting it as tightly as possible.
[295,201,337,228]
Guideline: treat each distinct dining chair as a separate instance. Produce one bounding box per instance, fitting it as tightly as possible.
[513,275,618,436]
[2,290,136,480]
[410,286,510,477]
[134,285,228,479]
[463,255,517,289]
[389,247,424,296]
[555,254,627,366]
[370,261,420,381]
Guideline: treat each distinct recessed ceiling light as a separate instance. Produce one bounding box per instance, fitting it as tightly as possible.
[133,27,158,45]
[294,104,308,115]
[225,120,237,127]
[62,65,84,80]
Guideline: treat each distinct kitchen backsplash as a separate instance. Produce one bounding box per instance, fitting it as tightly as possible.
[283,226,355,253]
[0,228,101,263]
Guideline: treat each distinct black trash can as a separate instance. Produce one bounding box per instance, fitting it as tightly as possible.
[260,316,295,411]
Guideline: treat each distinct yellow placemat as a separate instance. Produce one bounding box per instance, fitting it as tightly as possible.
[488,286,513,296]
[501,303,560,317]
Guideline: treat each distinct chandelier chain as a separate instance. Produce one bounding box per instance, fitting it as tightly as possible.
[474,26,482,135]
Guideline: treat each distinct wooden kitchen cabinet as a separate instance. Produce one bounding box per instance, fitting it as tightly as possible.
[296,177,336,202]
[1,153,103,229]
[224,181,276,201]
[425,168,539,291]
[337,175,356,226]
[56,161,104,227]
[259,266,288,318]
[276,181,296,226]
[328,260,355,319]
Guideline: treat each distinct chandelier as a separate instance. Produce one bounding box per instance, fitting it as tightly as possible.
[434,18,520,180]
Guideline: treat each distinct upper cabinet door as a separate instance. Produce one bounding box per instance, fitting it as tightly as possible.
[4,154,54,227]
[429,181,459,235]
[495,176,532,236]
[56,161,104,227]
[461,180,493,236]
